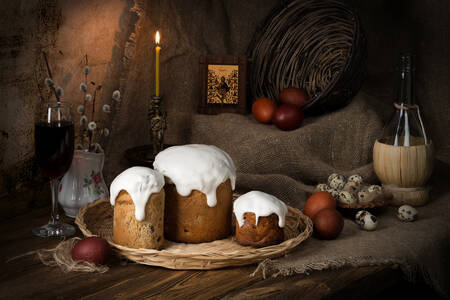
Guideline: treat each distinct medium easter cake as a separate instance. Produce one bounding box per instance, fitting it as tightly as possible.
[110,166,165,249]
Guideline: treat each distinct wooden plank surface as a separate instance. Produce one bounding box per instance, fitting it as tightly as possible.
[0,204,435,300]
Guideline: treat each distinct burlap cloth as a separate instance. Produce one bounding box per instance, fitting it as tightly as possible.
[102,1,450,296]
[188,94,450,297]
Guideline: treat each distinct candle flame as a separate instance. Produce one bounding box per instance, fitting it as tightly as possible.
[155,31,160,44]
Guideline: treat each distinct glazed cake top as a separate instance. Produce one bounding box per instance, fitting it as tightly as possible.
[153,144,236,207]
[233,191,288,228]
[110,166,165,221]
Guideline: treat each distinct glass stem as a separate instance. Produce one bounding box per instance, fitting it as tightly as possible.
[49,179,61,226]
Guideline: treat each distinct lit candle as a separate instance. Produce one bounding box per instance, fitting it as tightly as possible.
[155,31,161,97]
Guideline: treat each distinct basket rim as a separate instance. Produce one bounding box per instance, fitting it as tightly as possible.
[75,197,313,269]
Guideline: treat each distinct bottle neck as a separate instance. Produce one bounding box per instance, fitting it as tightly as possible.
[397,55,415,105]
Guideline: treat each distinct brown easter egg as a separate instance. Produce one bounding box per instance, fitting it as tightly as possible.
[252,97,277,124]
[303,191,336,219]
[313,208,344,240]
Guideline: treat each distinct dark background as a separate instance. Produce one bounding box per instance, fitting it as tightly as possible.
[0,0,449,218]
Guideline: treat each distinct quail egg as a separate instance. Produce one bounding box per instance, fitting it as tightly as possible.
[338,191,357,205]
[348,174,363,184]
[357,190,371,203]
[326,187,340,199]
[329,175,346,190]
[355,210,378,231]
[316,183,329,192]
[368,185,382,193]
[343,181,360,194]
[327,173,340,185]
[397,205,418,222]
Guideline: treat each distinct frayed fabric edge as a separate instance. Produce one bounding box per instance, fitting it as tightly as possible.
[251,256,448,298]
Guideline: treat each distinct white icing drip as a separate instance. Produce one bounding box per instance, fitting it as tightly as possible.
[153,144,236,207]
[233,191,288,228]
[110,167,165,221]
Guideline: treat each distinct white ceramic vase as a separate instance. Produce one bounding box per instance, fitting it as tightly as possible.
[58,150,109,217]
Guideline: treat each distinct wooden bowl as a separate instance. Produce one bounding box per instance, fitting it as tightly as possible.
[337,198,390,218]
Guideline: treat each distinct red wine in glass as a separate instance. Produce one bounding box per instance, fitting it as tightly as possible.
[35,121,74,179]
[33,102,76,237]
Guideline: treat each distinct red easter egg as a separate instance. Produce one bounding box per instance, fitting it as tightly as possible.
[72,236,111,265]
[278,87,309,108]
[272,104,304,130]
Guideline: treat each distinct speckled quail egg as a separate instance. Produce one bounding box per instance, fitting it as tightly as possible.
[355,210,378,231]
[368,185,382,193]
[397,205,418,222]
[348,174,363,184]
[343,181,360,194]
[326,187,340,199]
[357,190,371,203]
[338,191,357,205]
[327,173,340,185]
[329,175,346,190]
[315,183,329,192]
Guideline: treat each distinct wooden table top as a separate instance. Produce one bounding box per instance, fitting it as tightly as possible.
[0,204,432,300]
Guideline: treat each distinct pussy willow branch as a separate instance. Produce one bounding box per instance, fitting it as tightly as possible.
[42,51,60,102]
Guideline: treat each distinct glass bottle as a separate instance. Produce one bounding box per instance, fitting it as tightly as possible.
[374,53,433,206]
[382,53,429,146]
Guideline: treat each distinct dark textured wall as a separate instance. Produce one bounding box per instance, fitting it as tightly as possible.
[0,0,133,213]
[356,0,450,157]
[1,0,449,210]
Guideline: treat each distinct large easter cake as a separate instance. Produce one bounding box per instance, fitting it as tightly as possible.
[153,144,236,243]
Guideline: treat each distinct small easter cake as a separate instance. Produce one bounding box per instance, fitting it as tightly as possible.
[233,191,288,248]
[110,167,165,249]
[153,144,236,243]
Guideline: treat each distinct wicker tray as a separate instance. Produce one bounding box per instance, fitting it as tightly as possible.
[75,197,313,270]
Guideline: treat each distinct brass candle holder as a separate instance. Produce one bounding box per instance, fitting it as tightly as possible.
[149,95,167,156]
[124,95,168,167]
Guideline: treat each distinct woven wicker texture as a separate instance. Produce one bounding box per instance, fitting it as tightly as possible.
[248,0,366,114]
[75,197,313,270]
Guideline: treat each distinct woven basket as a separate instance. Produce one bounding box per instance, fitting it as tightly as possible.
[248,0,367,114]
[75,197,313,270]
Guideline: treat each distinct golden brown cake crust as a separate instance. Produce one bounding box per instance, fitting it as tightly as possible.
[164,179,233,243]
[113,189,165,249]
[235,212,284,247]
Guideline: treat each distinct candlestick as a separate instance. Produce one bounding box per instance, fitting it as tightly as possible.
[149,95,167,155]
[155,31,161,97]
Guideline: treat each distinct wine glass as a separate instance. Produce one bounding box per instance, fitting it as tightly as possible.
[33,101,76,237]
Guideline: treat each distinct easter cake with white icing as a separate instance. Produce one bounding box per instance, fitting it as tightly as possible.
[233,191,288,247]
[110,166,165,249]
[154,144,236,243]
